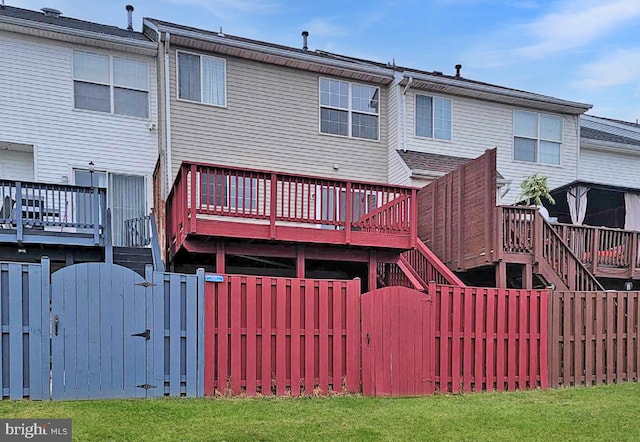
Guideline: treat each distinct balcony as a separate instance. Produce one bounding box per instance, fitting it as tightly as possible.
[166,162,417,258]
[0,179,106,247]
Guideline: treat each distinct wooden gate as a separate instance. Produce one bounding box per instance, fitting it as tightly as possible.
[361,286,433,397]
[50,263,205,400]
[51,263,148,399]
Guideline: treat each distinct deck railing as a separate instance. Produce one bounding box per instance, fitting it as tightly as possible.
[552,223,640,274]
[0,179,106,245]
[500,206,604,291]
[167,162,417,251]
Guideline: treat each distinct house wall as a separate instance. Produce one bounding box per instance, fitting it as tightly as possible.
[579,147,640,189]
[390,89,580,204]
[0,31,158,209]
[167,48,389,185]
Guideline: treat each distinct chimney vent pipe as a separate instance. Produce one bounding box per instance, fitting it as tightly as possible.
[455,64,462,77]
[301,31,309,51]
[126,4,134,31]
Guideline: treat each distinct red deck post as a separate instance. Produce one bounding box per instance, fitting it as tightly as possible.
[410,188,417,248]
[269,172,277,239]
[296,247,305,278]
[368,250,378,292]
[189,164,197,234]
[216,241,225,273]
[591,228,600,275]
[345,182,353,245]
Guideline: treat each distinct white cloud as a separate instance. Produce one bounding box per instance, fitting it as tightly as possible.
[517,0,640,58]
[576,48,640,88]
[303,18,347,37]
[165,0,280,19]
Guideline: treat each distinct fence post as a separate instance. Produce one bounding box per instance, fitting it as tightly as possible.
[104,209,113,263]
[410,188,417,249]
[196,268,205,397]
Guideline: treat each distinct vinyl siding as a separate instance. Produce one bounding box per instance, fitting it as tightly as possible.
[168,49,388,184]
[0,31,158,209]
[579,148,640,190]
[403,90,579,204]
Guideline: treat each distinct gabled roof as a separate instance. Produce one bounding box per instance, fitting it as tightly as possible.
[143,16,592,113]
[398,150,472,175]
[144,17,395,84]
[581,127,640,148]
[0,5,156,55]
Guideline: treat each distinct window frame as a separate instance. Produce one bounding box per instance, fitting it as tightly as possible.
[414,94,453,141]
[72,50,150,119]
[512,110,563,166]
[176,50,227,108]
[200,175,258,211]
[318,77,380,141]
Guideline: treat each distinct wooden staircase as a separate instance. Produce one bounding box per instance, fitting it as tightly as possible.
[501,207,603,291]
[377,238,466,290]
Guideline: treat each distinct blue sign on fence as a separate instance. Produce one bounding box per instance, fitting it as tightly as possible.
[205,274,225,283]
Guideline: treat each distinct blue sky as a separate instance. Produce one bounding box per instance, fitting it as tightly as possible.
[8,0,640,122]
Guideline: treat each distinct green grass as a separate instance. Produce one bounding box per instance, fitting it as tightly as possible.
[2,383,640,441]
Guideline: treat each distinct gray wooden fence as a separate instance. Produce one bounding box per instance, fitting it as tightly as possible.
[0,258,204,400]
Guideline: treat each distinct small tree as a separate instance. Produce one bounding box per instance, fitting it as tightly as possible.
[519,174,556,206]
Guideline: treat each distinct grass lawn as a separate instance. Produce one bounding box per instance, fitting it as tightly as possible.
[2,383,639,441]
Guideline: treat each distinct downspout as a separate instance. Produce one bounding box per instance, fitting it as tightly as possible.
[163,32,173,192]
[575,114,581,181]
[401,76,413,152]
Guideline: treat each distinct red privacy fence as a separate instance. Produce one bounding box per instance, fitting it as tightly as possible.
[204,275,361,396]
[204,275,550,397]
[432,285,548,393]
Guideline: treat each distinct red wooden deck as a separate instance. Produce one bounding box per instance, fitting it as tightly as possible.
[166,162,417,259]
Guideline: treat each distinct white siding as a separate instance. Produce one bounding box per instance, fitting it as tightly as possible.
[403,90,579,204]
[0,31,158,209]
[168,50,388,184]
[579,148,640,189]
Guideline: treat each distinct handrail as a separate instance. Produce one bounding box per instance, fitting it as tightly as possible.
[400,239,466,286]
[540,217,604,291]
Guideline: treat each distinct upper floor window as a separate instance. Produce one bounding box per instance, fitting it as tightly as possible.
[513,111,562,165]
[177,52,226,107]
[415,95,452,140]
[319,78,379,140]
[73,51,149,118]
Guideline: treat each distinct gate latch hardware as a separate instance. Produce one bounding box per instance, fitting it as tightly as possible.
[137,384,157,390]
[135,281,157,287]
[132,329,151,340]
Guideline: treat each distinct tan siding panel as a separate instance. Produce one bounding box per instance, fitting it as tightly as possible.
[168,50,388,184]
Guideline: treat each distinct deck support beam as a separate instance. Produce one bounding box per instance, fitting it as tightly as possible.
[369,250,378,292]
[296,247,305,279]
[216,241,225,273]
[522,263,533,289]
[496,261,507,288]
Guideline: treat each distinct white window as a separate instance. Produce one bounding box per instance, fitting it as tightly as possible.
[514,111,562,165]
[177,52,226,107]
[319,78,379,140]
[415,95,452,140]
[73,51,149,118]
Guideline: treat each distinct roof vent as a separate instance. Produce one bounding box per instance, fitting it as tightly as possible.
[301,30,309,51]
[455,64,462,77]
[432,71,443,76]
[125,5,134,31]
[41,7,62,18]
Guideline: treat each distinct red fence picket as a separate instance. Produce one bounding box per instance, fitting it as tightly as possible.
[430,284,549,393]
[204,275,361,397]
